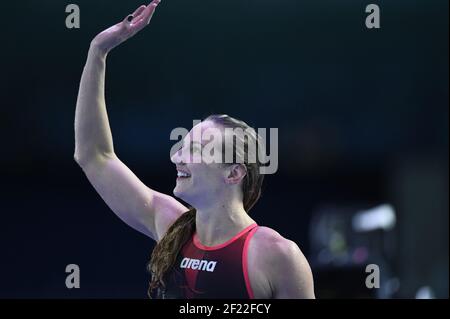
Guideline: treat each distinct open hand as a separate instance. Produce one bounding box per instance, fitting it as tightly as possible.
[91,0,161,55]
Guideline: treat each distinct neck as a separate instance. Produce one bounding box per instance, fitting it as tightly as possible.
[194,198,255,247]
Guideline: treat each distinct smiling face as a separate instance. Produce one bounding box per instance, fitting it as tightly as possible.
[170,120,246,208]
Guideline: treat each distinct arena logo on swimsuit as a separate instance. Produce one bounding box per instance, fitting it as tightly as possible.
[180,257,218,272]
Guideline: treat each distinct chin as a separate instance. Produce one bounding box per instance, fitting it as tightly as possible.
[173,186,189,201]
[173,186,182,198]
[174,187,198,207]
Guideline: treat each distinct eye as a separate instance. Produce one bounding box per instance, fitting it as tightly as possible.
[191,143,201,153]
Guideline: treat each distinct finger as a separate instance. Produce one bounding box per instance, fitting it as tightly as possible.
[122,5,146,26]
[131,5,157,32]
[131,5,147,22]
[137,0,160,24]
[131,0,160,31]
[123,14,134,25]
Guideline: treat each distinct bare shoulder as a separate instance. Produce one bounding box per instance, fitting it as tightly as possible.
[251,226,305,261]
[249,226,315,298]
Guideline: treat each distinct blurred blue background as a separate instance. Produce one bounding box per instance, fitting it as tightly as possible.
[0,0,448,298]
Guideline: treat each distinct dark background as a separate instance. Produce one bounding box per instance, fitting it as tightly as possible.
[0,0,448,298]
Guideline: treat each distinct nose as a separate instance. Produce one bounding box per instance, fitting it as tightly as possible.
[171,144,188,165]
[170,148,181,164]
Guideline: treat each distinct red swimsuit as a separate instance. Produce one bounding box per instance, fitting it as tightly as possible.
[155,223,259,299]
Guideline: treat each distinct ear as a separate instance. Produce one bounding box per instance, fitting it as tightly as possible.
[225,164,247,185]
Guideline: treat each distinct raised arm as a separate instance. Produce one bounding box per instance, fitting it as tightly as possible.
[74,1,187,241]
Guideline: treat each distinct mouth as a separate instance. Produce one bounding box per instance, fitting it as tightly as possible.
[176,169,192,180]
